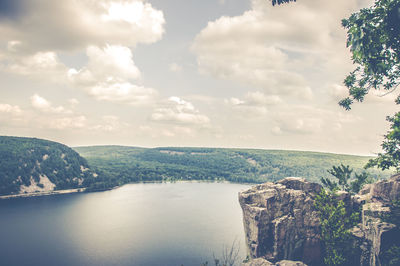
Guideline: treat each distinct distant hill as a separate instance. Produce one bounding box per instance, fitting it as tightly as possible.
[1,137,391,197]
[0,136,98,196]
[75,146,392,188]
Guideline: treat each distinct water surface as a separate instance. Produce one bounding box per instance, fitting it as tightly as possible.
[0,182,250,266]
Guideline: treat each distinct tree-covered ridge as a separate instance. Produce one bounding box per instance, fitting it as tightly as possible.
[75,146,392,188]
[0,136,97,195]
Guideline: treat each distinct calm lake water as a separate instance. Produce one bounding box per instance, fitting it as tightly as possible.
[0,182,251,266]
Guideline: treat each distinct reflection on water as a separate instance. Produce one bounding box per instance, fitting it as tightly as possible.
[0,182,250,266]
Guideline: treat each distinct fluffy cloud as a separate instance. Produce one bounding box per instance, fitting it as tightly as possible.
[226,91,282,117]
[243,91,282,105]
[91,115,129,132]
[0,103,26,129]
[68,98,79,107]
[0,0,165,52]
[151,97,210,125]
[0,103,22,114]
[28,94,87,129]
[30,94,72,114]
[86,81,158,105]
[270,105,360,135]
[0,51,67,81]
[0,0,163,105]
[69,45,141,85]
[68,44,157,105]
[169,63,183,73]
[192,0,366,99]
[48,116,87,130]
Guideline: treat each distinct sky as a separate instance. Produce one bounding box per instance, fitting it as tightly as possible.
[0,0,397,155]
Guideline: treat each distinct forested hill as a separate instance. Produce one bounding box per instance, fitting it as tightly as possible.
[75,146,392,188]
[0,136,98,196]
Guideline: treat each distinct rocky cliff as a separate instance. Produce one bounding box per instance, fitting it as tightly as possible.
[239,176,400,266]
[239,177,323,265]
[352,174,400,265]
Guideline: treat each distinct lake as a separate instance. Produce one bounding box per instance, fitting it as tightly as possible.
[0,182,251,266]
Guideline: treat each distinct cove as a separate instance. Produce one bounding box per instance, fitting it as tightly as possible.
[0,182,251,266]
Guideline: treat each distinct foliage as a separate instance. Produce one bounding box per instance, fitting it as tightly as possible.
[327,164,353,192]
[214,239,241,266]
[320,176,339,192]
[0,136,98,195]
[366,112,400,172]
[75,146,388,190]
[314,189,360,266]
[201,240,241,266]
[382,245,400,265]
[321,164,373,193]
[350,172,373,193]
[339,0,400,110]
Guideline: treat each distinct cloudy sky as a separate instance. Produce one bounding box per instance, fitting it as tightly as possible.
[0,0,397,155]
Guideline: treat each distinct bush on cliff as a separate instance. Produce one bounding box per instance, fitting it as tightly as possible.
[320,164,374,194]
[314,189,359,266]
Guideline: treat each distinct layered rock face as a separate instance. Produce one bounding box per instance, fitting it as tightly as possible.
[353,174,400,266]
[239,175,400,266]
[239,177,323,265]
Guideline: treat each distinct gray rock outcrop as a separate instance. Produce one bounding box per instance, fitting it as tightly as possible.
[239,177,323,265]
[352,174,400,266]
[239,175,400,266]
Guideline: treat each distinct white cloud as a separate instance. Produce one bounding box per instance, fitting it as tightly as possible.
[86,81,158,105]
[0,103,27,129]
[227,91,282,106]
[31,94,51,110]
[329,84,348,102]
[227,98,245,106]
[244,91,282,105]
[0,0,165,52]
[30,94,72,114]
[151,97,210,125]
[48,116,87,130]
[192,0,365,99]
[27,94,89,130]
[0,1,163,106]
[270,105,360,135]
[7,41,22,52]
[68,98,80,107]
[169,63,183,73]
[2,51,67,81]
[226,91,282,117]
[0,104,22,114]
[0,97,89,132]
[91,115,129,132]
[70,45,141,83]
[137,124,197,139]
[68,44,141,84]
[68,44,158,105]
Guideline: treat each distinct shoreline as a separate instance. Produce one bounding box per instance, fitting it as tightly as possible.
[0,188,87,200]
[0,179,255,200]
